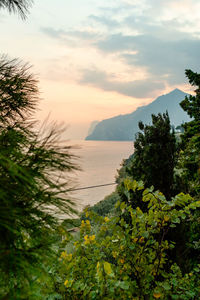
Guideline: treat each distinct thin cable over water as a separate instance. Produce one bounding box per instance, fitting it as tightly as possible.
[69,182,116,191]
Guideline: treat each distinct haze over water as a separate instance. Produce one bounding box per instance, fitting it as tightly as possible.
[70,140,133,210]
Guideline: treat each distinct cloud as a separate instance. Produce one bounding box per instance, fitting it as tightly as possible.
[40,0,200,98]
[97,33,200,84]
[80,68,164,98]
[41,27,100,45]
[89,15,119,28]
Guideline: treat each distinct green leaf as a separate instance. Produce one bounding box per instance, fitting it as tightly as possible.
[120,202,126,211]
[118,281,130,290]
[103,261,113,276]
[137,180,144,190]
[161,281,171,291]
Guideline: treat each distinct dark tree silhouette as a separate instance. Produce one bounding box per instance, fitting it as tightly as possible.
[0,57,79,298]
[179,69,200,195]
[0,0,33,18]
[118,112,177,203]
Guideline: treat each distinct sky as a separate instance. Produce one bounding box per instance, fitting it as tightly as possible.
[0,0,200,139]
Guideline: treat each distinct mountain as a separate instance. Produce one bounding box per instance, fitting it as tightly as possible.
[87,120,99,136]
[85,89,190,141]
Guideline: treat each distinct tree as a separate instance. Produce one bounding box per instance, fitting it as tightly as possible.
[118,112,177,201]
[0,57,78,298]
[179,69,200,196]
[115,93,199,275]
[0,0,32,18]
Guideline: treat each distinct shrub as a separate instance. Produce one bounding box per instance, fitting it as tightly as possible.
[58,180,200,299]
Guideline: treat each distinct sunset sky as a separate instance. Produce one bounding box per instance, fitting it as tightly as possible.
[0,0,199,139]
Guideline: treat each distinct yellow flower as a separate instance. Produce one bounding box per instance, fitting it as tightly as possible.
[120,258,125,264]
[153,292,162,298]
[84,235,89,242]
[104,216,109,222]
[81,220,85,228]
[86,219,90,225]
[60,251,67,259]
[133,237,138,242]
[84,234,95,245]
[64,279,73,287]
[84,235,89,244]
[90,234,95,241]
[64,279,69,287]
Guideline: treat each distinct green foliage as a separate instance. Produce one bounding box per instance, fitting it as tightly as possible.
[118,112,177,200]
[88,192,120,216]
[57,181,200,299]
[179,69,200,196]
[180,70,200,120]
[0,57,78,298]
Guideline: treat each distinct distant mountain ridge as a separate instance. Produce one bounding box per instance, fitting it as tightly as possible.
[85,89,190,141]
[87,120,99,136]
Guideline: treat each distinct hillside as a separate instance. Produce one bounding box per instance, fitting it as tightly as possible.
[87,120,99,136]
[85,89,190,141]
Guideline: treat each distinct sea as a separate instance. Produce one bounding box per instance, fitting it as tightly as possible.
[68,140,134,211]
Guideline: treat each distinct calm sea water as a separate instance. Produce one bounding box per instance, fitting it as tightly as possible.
[68,140,134,210]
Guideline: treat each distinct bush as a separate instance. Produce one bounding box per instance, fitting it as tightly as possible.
[58,180,200,299]
[89,192,120,216]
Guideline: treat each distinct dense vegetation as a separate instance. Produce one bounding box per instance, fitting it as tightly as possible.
[0,1,200,299]
[87,192,120,217]
[59,185,200,299]
[1,67,198,299]
[117,112,177,201]
[0,57,79,299]
[57,70,200,299]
